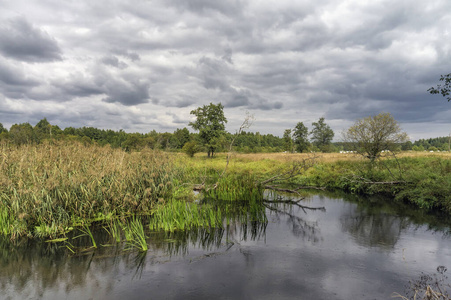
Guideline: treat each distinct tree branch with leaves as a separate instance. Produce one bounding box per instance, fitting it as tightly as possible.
[428,73,451,102]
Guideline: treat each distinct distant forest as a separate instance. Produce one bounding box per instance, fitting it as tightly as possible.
[0,118,449,153]
[0,118,284,153]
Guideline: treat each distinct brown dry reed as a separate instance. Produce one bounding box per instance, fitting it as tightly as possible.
[0,141,178,238]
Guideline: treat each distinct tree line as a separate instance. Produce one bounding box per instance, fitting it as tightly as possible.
[282,117,335,153]
[0,107,445,156]
[0,117,286,153]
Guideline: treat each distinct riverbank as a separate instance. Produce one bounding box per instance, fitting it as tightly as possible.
[180,151,451,213]
[1,141,450,239]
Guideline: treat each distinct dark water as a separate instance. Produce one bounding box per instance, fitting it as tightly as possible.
[2,192,451,300]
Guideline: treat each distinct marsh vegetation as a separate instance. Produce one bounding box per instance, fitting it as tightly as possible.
[1,140,451,242]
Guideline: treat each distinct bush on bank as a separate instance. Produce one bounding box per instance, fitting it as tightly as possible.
[294,157,451,213]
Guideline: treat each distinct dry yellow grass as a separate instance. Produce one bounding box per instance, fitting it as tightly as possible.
[0,141,177,237]
[398,151,451,159]
[228,151,451,163]
[231,152,364,163]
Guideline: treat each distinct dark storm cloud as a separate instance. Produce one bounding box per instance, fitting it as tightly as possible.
[56,81,105,99]
[225,89,250,108]
[0,59,39,87]
[248,96,283,110]
[102,79,150,106]
[0,17,62,62]
[222,47,233,64]
[101,56,128,69]
[318,54,450,124]
[196,55,282,110]
[0,58,40,99]
[158,96,197,108]
[168,0,245,16]
[166,112,189,124]
[174,98,196,108]
[198,56,231,91]
[112,49,141,61]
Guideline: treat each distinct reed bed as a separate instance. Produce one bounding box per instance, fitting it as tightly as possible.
[7,140,445,241]
[149,197,267,233]
[202,173,264,202]
[124,217,148,252]
[0,141,180,238]
[149,200,223,232]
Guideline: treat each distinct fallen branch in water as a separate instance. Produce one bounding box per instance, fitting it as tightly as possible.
[262,202,322,241]
[263,198,325,213]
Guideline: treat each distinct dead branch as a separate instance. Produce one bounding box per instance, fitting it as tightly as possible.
[259,155,318,186]
[194,113,254,192]
[262,202,322,241]
[218,112,254,180]
[193,184,205,191]
[380,151,405,182]
[263,198,325,213]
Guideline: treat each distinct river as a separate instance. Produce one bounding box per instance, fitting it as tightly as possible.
[1,192,451,299]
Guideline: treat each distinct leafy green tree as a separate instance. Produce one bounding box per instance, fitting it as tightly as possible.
[293,122,310,153]
[34,118,52,142]
[343,112,409,161]
[283,129,293,152]
[171,127,190,149]
[142,136,157,149]
[10,123,36,145]
[189,103,227,157]
[158,132,172,149]
[35,118,51,133]
[310,117,334,152]
[401,141,413,151]
[182,141,201,157]
[428,73,451,102]
[0,123,8,142]
[122,133,144,152]
[0,123,7,134]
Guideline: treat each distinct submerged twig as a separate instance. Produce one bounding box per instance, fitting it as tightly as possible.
[263,198,325,213]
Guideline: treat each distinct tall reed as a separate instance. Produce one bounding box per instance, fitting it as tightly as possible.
[149,199,223,232]
[202,173,264,202]
[0,141,181,238]
[124,217,148,252]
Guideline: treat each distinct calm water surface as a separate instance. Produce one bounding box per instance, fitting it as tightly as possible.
[2,192,451,300]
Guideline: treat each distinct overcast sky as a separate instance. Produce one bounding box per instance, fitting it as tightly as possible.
[0,0,450,140]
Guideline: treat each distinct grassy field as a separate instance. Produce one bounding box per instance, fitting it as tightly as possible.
[231,151,451,163]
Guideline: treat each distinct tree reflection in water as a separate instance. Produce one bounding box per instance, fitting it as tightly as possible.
[263,192,326,243]
[339,193,451,249]
[341,211,410,248]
